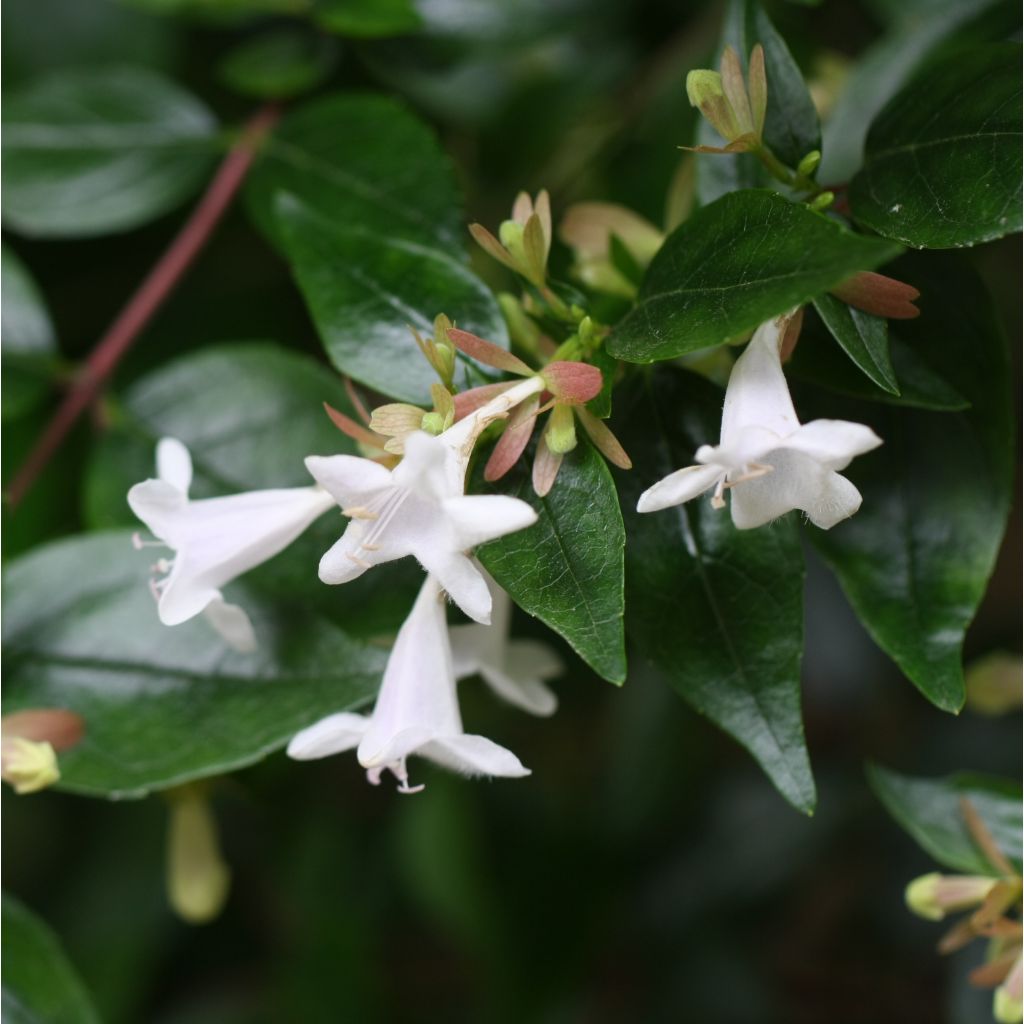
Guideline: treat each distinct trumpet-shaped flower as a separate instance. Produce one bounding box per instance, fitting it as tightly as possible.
[307,377,545,624]
[287,574,529,792]
[128,438,335,648]
[450,567,562,717]
[637,314,882,529]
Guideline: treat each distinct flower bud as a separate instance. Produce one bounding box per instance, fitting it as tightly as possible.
[809,191,835,212]
[167,787,231,925]
[1,737,59,794]
[995,957,1023,1024]
[421,411,446,435]
[797,150,822,177]
[906,872,998,921]
[966,652,1023,716]
[546,403,577,455]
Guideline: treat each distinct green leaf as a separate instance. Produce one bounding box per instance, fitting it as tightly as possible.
[2,531,386,798]
[245,92,462,250]
[809,253,1012,711]
[812,292,899,395]
[789,310,969,411]
[2,894,100,1024]
[609,190,902,362]
[849,43,1022,249]
[474,439,627,685]
[315,0,420,37]
[219,29,338,99]
[820,0,1006,182]
[695,0,820,203]
[274,196,509,404]
[1,66,218,238]
[614,367,814,813]
[82,341,419,638]
[868,764,1022,875]
[1,246,57,420]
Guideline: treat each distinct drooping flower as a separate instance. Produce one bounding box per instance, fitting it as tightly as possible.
[450,565,562,717]
[287,574,529,792]
[307,376,546,624]
[128,438,335,649]
[637,313,882,529]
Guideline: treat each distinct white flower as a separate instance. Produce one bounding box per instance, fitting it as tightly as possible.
[287,574,529,792]
[306,377,545,625]
[450,566,562,716]
[128,438,335,649]
[637,314,882,529]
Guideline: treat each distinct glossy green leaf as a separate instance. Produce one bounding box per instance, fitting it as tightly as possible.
[2,246,57,420]
[1,66,218,238]
[614,367,814,813]
[812,293,899,395]
[2,894,100,1024]
[2,531,386,798]
[868,764,1022,875]
[695,0,819,204]
[315,0,420,37]
[609,190,901,362]
[83,341,419,638]
[474,439,627,685]
[275,196,508,405]
[789,310,969,411]
[809,253,1012,711]
[246,92,462,250]
[849,44,1022,249]
[219,29,338,99]
[820,0,1006,182]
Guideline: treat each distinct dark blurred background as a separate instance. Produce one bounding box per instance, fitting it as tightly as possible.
[2,0,1020,1020]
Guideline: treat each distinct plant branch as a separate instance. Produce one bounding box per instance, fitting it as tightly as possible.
[5,103,281,511]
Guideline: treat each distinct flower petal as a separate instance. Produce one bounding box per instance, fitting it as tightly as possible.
[728,449,862,529]
[202,597,257,653]
[637,462,723,512]
[719,315,800,447]
[156,438,192,494]
[287,713,368,760]
[127,479,188,545]
[782,419,882,471]
[422,734,530,778]
[304,454,394,508]
[442,494,538,550]
[419,549,492,624]
[479,663,558,717]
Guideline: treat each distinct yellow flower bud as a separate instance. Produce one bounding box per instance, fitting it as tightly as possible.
[0,737,60,795]
[167,788,231,925]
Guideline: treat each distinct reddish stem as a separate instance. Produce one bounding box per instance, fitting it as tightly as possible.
[5,104,281,511]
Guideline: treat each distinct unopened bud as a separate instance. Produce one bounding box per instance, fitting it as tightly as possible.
[499,220,526,266]
[797,150,822,177]
[966,652,1023,716]
[546,403,577,455]
[995,957,1023,1024]
[906,872,998,921]
[686,70,742,142]
[1,737,59,794]
[421,411,445,434]
[809,191,835,212]
[167,788,231,925]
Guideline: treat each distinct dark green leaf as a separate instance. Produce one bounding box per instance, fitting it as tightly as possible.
[315,0,420,37]
[474,439,627,684]
[614,367,814,813]
[1,894,100,1024]
[812,292,899,395]
[868,764,1022,874]
[695,0,820,203]
[2,246,57,420]
[246,92,462,250]
[609,190,901,362]
[849,44,1022,249]
[1,66,218,238]
[809,253,1012,711]
[820,0,1005,182]
[275,196,508,404]
[789,310,969,411]
[219,29,338,99]
[82,341,419,637]
[2,531,386,798]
